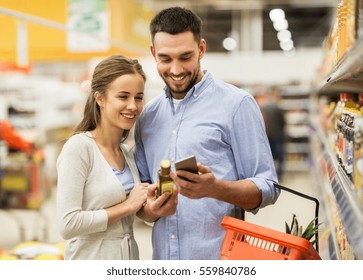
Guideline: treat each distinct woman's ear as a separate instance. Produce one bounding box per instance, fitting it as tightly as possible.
[94,91,104,108]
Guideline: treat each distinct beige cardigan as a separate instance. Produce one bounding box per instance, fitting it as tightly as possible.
[56,132,141,260]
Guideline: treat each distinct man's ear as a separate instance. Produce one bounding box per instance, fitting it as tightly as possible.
[199,39,206,59]
[150,44,156,60]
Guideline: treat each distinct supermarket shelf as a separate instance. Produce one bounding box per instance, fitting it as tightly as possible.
[318,39,363,94]
[309,116,340,259]
[309,0,363,260]
[330,164,363,259]
[280,84,312,176]
[315,171,340,260]
[311,153,340,260]
[313,123,363,259]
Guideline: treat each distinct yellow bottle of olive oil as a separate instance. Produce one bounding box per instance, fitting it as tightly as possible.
[157,160,174,196]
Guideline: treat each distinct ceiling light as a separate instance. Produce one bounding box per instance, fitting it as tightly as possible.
[277,30,292,42]
[269,9,285,22]
[222,37,237,51]
[273,19,288,31]
[284,48,296,57]
[280,39,294,51]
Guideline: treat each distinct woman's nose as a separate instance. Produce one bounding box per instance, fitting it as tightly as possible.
[127,99,137,110]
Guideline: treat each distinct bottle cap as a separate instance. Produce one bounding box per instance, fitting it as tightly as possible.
[160,160,171,175]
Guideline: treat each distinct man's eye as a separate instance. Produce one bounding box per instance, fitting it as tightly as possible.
[180,56,191,61]
[160,58,170,63]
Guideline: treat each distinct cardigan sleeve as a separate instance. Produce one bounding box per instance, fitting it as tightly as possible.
[56,135,108,240]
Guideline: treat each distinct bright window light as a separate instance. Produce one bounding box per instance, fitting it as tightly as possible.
[269,9,285,22]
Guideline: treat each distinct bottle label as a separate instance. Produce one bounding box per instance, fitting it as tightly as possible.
[161,182,174,194]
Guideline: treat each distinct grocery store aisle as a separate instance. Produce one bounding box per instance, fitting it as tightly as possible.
[0,169,318,260]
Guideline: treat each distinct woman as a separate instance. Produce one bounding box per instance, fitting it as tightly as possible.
[56,54,148,260]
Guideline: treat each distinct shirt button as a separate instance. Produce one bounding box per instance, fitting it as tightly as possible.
[171,234,176,239]
[172,130,176,134]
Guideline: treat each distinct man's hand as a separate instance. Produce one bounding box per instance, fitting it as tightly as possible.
[172,163,263,210]
[171,163,217,199]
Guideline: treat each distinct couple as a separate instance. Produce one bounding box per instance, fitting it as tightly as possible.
[56,7,280,260]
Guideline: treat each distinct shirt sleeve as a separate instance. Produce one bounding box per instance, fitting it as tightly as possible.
[134,119,152,183]
[56,136,108,240]
[230,95,280,210]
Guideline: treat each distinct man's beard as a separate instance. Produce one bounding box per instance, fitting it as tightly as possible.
[161,62,201,96]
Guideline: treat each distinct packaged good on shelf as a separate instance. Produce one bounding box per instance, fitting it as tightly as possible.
[353,114,363,200]
[0,241,65,260]
[327,92,363,190]
[345,0,356,50]
[330,93,356,159]
[358,0,363,39]
[337,106,363,181]
[358,93,363,109]
[337,111,353,177]
[337,1,347,59]
[319,0,356,78]
[0,155,49,209]
[337,0,356,60]
[320,96,336,136]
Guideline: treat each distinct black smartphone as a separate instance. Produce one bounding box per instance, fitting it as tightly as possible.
[175,155,198,181]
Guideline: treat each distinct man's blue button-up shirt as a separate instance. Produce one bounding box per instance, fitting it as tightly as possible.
[135,71,279,260]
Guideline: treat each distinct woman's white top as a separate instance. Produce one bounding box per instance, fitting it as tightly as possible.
[56,132,141,260]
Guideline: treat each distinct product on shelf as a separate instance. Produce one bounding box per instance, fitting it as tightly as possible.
[0,241,65,260]
[318,0,356,79]
[353,115,363,200]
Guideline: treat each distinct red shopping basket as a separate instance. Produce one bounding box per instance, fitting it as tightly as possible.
[220,184,321,260]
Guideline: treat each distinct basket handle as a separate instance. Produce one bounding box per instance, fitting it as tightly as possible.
[273,183,320,253]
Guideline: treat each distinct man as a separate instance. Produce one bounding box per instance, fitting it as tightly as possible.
[259,86,286,179]
[135,7,280,260]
